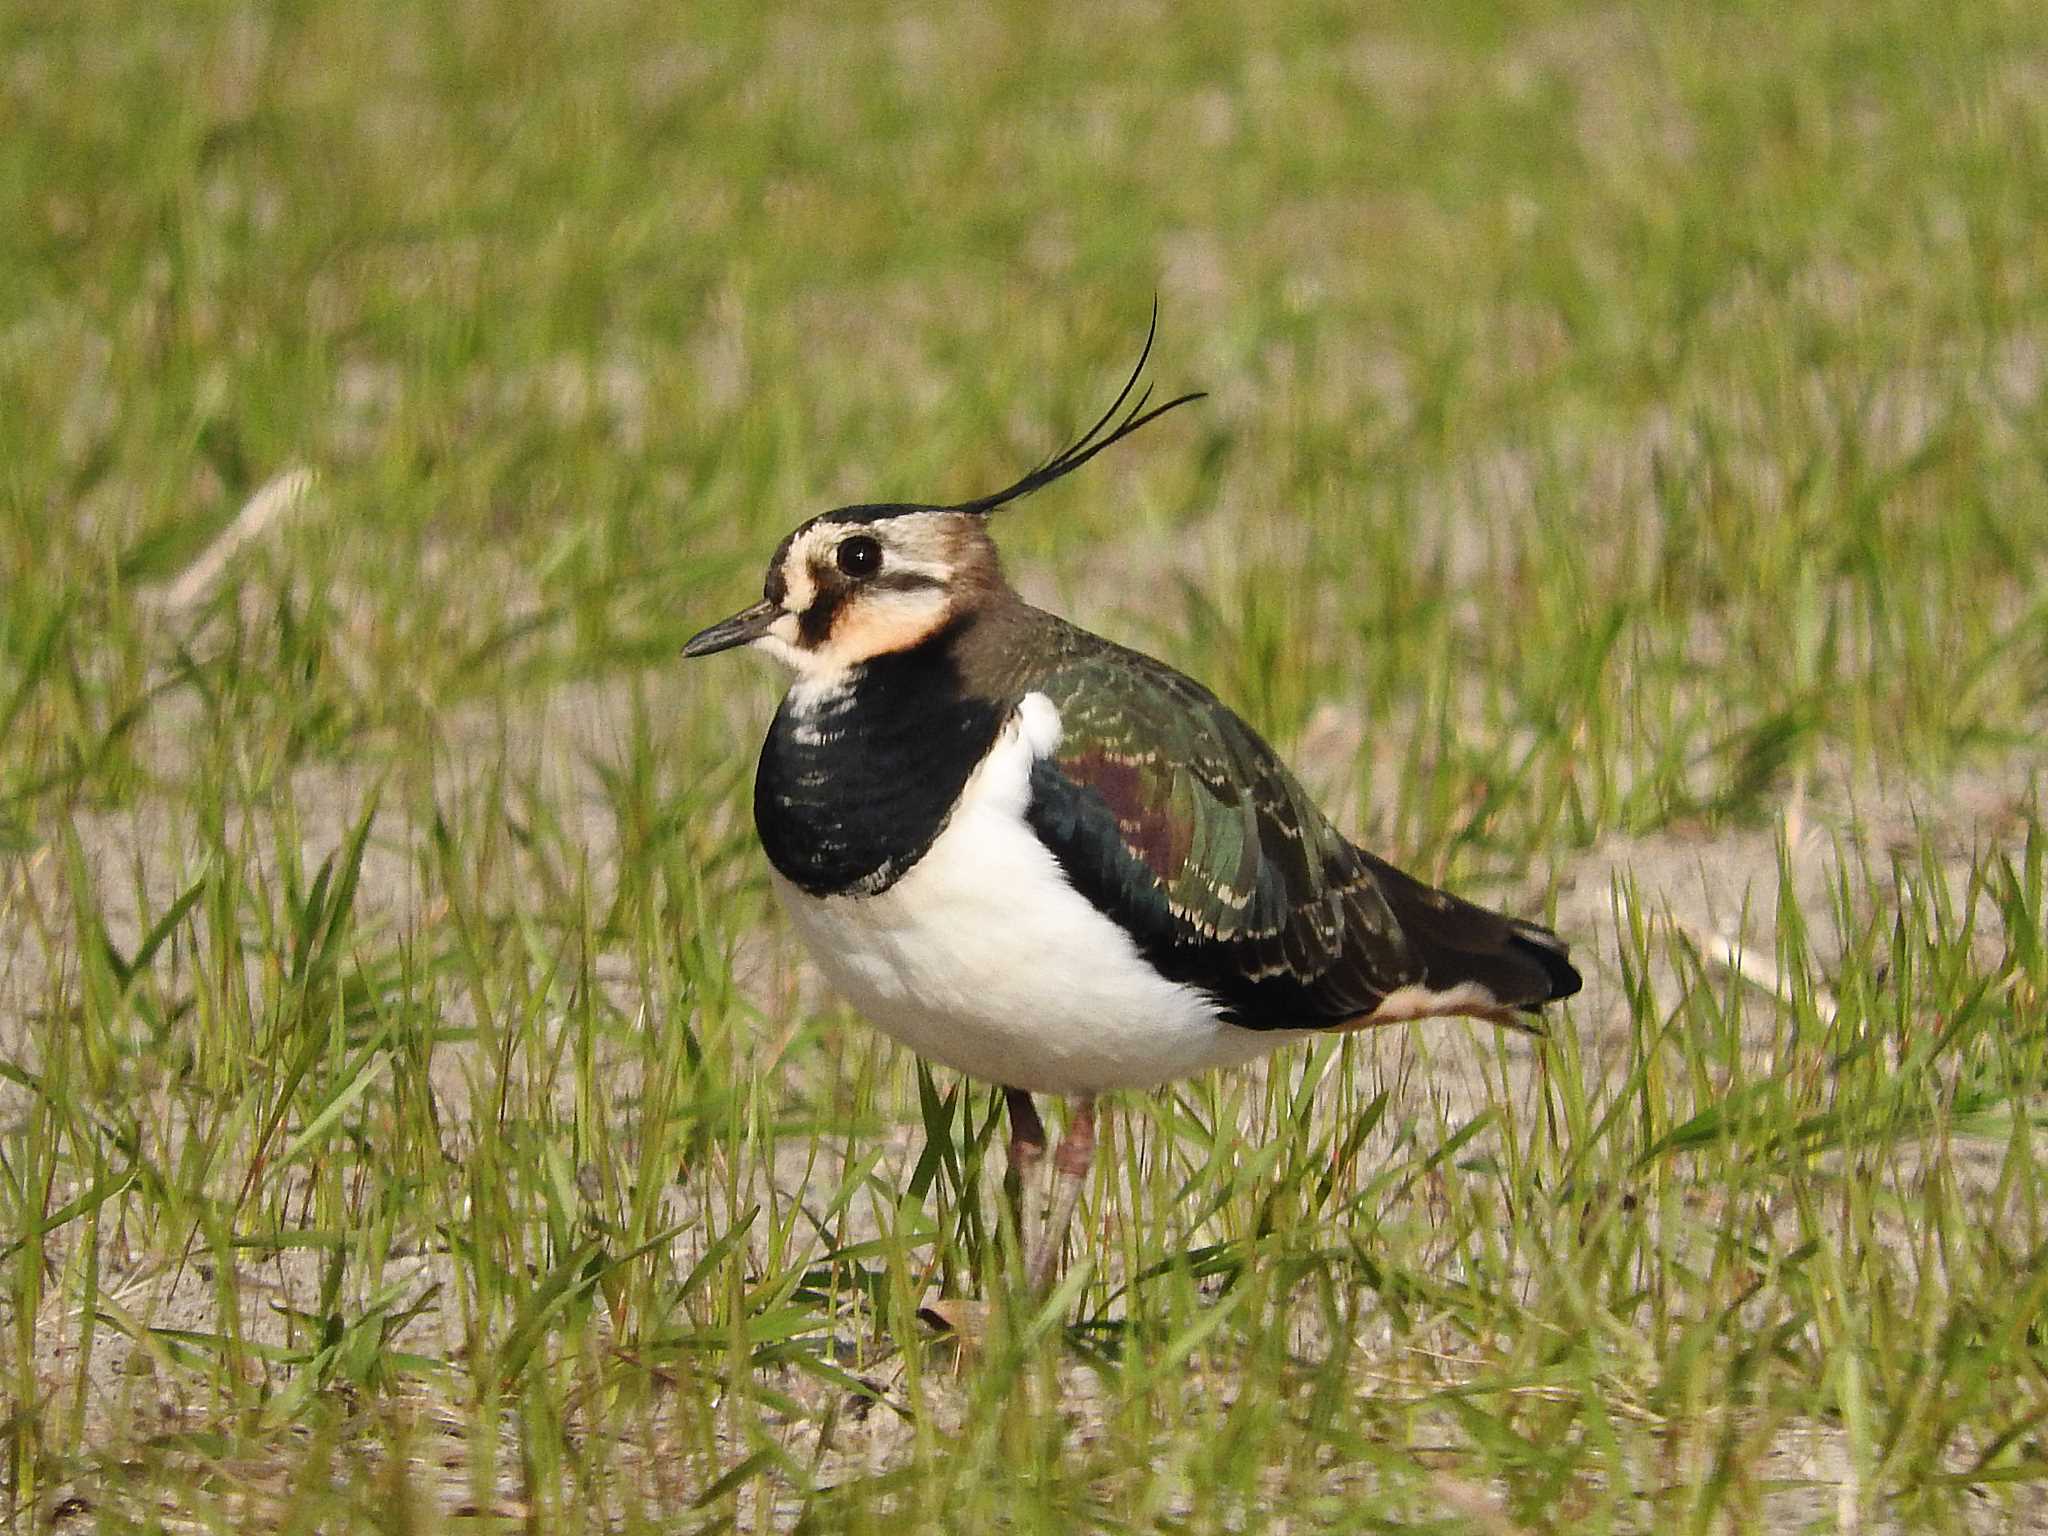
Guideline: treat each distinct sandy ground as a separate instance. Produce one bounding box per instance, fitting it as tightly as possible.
[1,638,2042,1529]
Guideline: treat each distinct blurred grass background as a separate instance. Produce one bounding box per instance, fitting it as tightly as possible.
[3,0,2047,1529]
[9,0,2044,804]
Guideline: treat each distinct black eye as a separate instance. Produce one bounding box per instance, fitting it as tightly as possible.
[835,535,882,578]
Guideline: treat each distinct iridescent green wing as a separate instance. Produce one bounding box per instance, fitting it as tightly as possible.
[1022,638,1423,1029]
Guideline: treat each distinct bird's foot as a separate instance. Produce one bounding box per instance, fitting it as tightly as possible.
[1026,1097,1096,1295]
[1003,1086,1049,1282]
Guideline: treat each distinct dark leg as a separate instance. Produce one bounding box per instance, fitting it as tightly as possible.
[1004,1088,1047,1179]
[1004,1088,1047,1268]
[1028,1095,1096,1293]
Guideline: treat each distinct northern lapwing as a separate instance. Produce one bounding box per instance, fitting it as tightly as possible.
[684,318,1581,1291]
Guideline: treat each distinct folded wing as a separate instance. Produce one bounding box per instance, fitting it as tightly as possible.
[1021,643,1579,1030]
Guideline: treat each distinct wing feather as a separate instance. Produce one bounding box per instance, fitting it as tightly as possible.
[1013,629,1579,1030]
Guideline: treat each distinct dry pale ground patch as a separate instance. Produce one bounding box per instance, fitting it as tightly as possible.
[3,514,2041,1529]
[6,5,2048,1523]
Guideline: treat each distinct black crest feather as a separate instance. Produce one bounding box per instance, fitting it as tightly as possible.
[945,301,1205,518]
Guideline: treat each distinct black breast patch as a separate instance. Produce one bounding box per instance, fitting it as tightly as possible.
[754,638,1007,897]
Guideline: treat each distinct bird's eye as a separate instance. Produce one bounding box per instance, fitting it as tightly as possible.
[835,535,883,578]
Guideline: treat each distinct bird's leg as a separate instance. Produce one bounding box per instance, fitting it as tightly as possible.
[1003,1088,1047,1273]
[1028,1095,1096,1295]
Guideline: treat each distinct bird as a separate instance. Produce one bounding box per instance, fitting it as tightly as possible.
[683,316,1581,1293]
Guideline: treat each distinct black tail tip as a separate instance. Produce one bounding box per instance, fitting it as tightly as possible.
[1510,921,1583,1007]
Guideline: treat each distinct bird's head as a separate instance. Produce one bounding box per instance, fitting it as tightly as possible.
[680,506,1000,678]
[683,308,1201,682]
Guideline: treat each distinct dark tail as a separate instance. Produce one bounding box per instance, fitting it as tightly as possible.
[1499,917,1584,1011]
[1362,851,1582,1015]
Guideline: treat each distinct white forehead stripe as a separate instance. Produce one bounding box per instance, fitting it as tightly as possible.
[784,519,950,590]
[779,556,818,614]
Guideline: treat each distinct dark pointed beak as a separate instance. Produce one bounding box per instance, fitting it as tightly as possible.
[682,599,781,658]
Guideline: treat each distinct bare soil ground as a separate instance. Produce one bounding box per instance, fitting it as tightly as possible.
[7,665,2039,1530]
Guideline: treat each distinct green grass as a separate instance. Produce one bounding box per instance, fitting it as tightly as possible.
[4,0,2048,1528]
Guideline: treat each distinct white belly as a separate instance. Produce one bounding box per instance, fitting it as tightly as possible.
[772,694,1307,1095]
